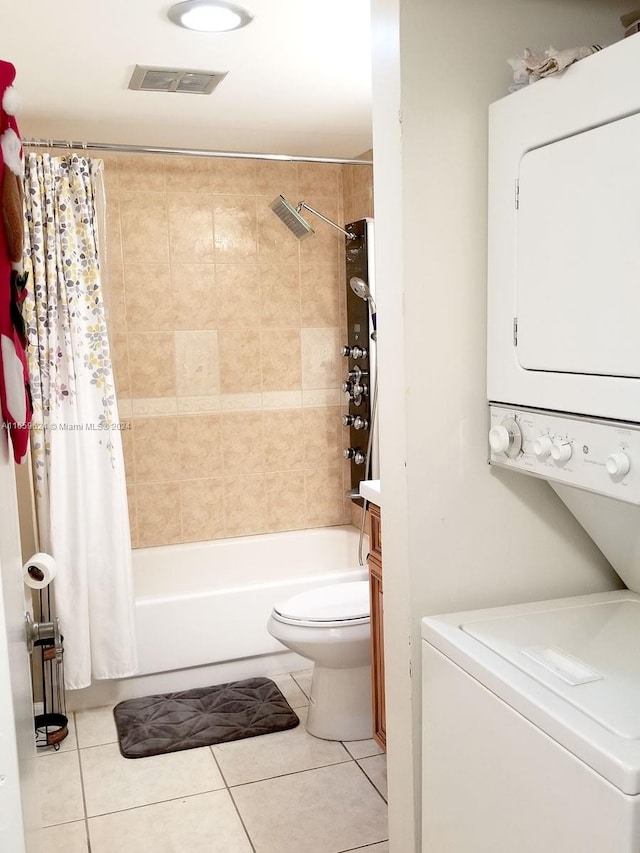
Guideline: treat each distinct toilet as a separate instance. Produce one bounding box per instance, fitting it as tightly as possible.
[267,580,372,741]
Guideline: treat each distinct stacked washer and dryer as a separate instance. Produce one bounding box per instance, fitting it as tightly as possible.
[422,37,640,852]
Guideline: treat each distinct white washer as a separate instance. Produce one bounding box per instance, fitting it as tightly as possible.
[422,590,640,852]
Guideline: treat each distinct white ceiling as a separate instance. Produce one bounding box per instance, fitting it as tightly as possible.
[0,0,372,159]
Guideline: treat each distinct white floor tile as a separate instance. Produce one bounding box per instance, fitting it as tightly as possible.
[345,843,390,853]
[271,673,309,708]
[342,738,384,760]
[213,707,349,786]
[291,668,313,698]
[75,705,118,748]
[81,742,225,816]
[41,820,89,852]
[358,754,388,801]
[232,761,388,853]
[37,750,84,826]
[88,791,253,853]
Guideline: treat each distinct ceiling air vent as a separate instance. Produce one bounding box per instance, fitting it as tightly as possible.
[128,65,227,95]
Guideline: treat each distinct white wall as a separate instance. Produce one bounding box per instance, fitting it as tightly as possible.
[371,2,632,850]
[0,510,28,853]
[0,438,40,851]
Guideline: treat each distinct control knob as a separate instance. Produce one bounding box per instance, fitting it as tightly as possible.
[606,452,630,479]
[532,435,553,460]
[343,414,354,427]
[488,417,522,458]
[353,416,369,431]
[550,441,572,463]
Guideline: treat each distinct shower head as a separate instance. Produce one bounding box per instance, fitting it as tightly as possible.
[350,276,372,301]
[270,194,356,241]
[269,195,315,240]
[350,276,377,335]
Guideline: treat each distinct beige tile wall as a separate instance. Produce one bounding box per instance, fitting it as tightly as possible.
[342,149,374,224]
[101,152,373,547]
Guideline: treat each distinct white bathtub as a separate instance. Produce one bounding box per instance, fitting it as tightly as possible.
[133,525,367,676]
[65,525,367,710]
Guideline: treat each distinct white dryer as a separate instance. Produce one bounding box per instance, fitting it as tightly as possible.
[487,35,640,422]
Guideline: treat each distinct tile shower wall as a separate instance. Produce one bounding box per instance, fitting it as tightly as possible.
[343,149,374,224]
[101,153,373,547]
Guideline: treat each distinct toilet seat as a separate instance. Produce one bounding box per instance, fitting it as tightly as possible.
[271,581,370,629]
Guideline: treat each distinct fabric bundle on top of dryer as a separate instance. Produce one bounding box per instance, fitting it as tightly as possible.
[508,45,603,91]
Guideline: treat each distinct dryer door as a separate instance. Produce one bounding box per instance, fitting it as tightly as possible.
[516,112,640,380]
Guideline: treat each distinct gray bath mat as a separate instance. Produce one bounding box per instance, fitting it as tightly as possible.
[113,677,299,759]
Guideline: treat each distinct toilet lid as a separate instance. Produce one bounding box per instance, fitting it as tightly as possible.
[273,581,370,623]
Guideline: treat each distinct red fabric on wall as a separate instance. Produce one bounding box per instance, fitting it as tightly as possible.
[0,60,31,464]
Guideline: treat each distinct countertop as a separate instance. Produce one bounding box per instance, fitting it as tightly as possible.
[359,479,381,508]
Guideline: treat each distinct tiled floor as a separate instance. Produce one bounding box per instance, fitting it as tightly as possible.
[37,669,388,853]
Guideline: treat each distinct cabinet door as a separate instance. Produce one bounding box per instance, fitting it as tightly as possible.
[369,553,385,751]
[369,505,382,559]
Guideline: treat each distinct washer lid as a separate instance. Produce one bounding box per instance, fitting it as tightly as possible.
[421,590,640,795]
[274,581,369,623]
[462,597,640,740]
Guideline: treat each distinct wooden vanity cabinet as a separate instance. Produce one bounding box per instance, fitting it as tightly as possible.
[368,503,386,751]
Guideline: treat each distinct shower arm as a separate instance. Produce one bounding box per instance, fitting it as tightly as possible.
[297,201,356,240]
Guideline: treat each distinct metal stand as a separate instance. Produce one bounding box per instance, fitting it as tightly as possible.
[27,586,68,749]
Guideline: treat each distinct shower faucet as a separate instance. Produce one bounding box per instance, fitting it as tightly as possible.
[343,415,369,431]
[341,345,368,359]
[342,380,367,398]
[343,447,366,465]
[348,366,368,382]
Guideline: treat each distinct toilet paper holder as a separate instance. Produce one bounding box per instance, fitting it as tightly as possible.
[25,612,63,663]
[27,585,68,749]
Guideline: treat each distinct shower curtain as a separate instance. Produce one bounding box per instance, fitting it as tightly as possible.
[22,152,137,689]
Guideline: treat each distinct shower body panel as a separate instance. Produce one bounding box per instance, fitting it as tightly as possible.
[268,197,377,499]
[343,218,378,497]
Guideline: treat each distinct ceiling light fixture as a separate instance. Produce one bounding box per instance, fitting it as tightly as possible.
[167,0,253,32]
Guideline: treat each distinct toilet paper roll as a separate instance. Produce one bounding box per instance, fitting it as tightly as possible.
[23,553,57,589]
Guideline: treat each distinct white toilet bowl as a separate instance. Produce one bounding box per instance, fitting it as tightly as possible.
[267,580,373,741]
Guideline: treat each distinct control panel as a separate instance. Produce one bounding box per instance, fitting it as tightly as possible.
[489,404,640,505]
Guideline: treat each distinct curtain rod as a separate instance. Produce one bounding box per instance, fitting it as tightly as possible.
[21,139,373,166]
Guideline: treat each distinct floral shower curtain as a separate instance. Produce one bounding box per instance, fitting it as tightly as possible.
[22,153,137,689]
